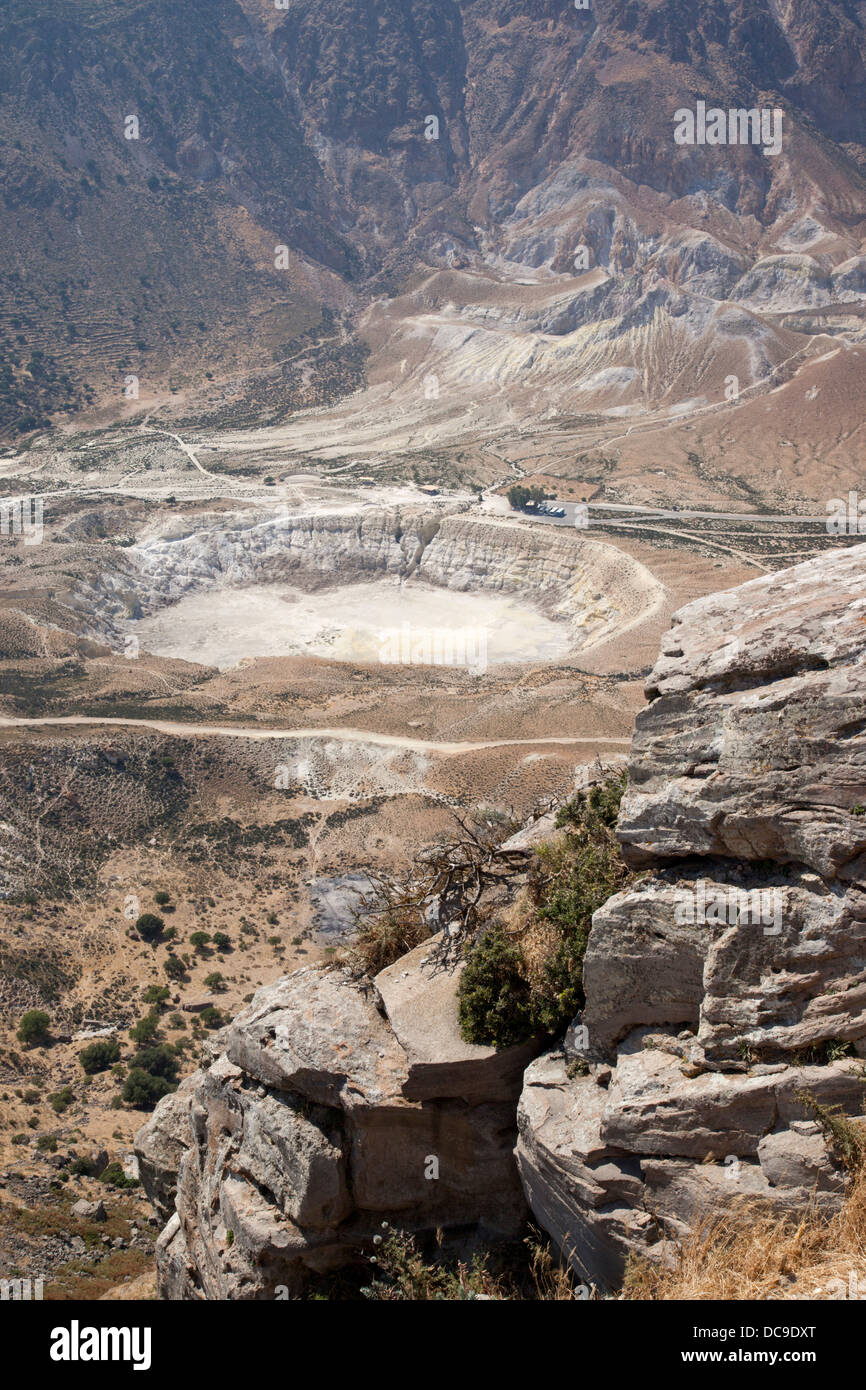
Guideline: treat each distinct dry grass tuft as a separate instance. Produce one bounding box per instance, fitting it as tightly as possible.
[624,1161,866,1301]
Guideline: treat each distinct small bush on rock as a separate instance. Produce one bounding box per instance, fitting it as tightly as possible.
[457,927,534,1049]
[459,773,632,1047]
[99,1160,139,1188]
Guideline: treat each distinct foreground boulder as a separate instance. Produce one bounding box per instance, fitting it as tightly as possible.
[517,545,866,1289]
[137,939,537,1299]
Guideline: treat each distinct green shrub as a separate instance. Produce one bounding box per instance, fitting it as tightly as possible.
[134,1044,178,1082]
[528,775,631,1033]
[142,984,170,1007]
[135,912,165,942]
[17,1009,51,1045]
[121,1068,174,1109]
[164,954,187,982]
[154,891,172,906]
[189,931,210,952]
[457,926,534,1049]
[459,774,632,1047]
[79,1039,121,1074]
[129,1011,161,1046]
[212,932,231,952]
[99,1160,138,1188]
[796,1090,866,1171]
[49,1086,74,1115]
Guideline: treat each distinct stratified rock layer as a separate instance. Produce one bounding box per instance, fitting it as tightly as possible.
[517,545,866,1288]
[138,942,536,1299]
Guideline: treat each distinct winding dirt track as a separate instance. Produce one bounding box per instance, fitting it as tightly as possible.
[0,715,631,755]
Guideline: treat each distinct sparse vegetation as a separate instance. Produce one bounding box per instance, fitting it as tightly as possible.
[797,1091,866,1172]
[347,1225,582,1300]
[623,1086,866,1299]
[349,811,521,976]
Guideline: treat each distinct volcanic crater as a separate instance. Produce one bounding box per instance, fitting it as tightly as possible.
[77,507,663,673]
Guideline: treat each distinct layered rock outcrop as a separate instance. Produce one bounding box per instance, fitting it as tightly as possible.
[516,545,866,1288]
[137,938,537,1299]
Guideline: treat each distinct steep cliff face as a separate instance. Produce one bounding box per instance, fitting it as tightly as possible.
[516,543,866,1288]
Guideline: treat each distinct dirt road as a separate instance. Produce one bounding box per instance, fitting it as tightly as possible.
[0,714,631,755]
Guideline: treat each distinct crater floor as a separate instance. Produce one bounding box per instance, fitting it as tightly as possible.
[127,576,573,671]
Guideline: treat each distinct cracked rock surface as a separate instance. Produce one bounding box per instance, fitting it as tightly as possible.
[517,545,866,1288]
[137,941,536,1299]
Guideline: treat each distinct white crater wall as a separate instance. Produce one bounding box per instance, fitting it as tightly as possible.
[79,508,664,663]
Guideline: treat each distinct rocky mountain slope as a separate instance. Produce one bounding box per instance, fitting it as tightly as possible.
[3,0,866,496]
[136,540,866,1296]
